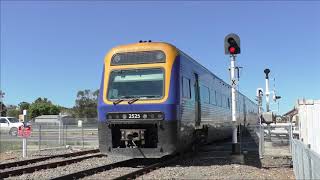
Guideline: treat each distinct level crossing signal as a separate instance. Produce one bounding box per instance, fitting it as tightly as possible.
[224,33,241,55]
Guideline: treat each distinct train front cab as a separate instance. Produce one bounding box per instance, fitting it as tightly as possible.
[98,43,182,158]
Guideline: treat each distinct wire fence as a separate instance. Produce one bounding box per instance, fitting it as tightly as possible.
[0,121,98,154]
[242,122,293,159]
[260,123,292,157]
[292,139,320,179]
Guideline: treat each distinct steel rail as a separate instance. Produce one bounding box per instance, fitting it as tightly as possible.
[51,155,179,180]
[51,158,140,180]
[0,153,103,179]
[114,155,178,180]
[0,149,99,170]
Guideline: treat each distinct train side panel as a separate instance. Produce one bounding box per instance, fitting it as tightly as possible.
[179,52,233,143]
[178,51,259,143]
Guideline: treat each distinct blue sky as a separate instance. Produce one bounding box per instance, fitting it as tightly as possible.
[1,1,320,114]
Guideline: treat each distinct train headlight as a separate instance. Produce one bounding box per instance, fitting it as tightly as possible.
[150,113,155,119]
[113,55,121,63]
[142,114,148,119]
[122,114,127,119]
[121,131,125,139]
[156,52,165,60]
[157,113,163,119]
[115,114,120,119]
[108,115,113,119]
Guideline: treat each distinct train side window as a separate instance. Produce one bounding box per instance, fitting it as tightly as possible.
[221,95,225,108]
[182,77,191,99]
[216,92,222,107]
[200,85,210,104]
[210,90,216,105]
[224,95,228,108]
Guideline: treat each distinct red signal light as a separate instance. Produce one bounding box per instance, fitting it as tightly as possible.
[229,47,236,54]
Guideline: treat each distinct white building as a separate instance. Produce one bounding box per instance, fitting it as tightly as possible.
[34,115,74,125]
[289,99,320,154]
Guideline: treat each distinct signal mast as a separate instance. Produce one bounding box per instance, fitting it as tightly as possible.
[224,33,241,154]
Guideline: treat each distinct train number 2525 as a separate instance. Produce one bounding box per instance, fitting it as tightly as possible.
[128,114,141,119]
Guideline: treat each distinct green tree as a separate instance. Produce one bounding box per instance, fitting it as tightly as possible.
[28,97,61,119]
[0,90,6,116]
[18,102,30,113]
[0,103,6,116]
[7,109,20,118]
[73,89,99,119]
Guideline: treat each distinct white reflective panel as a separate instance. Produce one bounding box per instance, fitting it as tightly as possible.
[114,74,163,82]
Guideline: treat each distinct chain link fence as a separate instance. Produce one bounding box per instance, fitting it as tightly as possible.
[240,122,292,159]
[0,118,98,154]
[260,123,292,157]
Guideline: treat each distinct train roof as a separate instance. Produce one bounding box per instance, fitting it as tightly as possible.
[104,42,178,64]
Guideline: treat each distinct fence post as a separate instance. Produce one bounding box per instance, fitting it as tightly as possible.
[65,124,68,146]
[289,123,292,153]
[82,125,84,148]
[38,125,41,151]
[58,114,61,145]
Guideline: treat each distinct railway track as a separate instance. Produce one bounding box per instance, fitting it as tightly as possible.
[114,155,179,180]
[0,149,99,170]
[51,154,183,180]
[0,149,102,179]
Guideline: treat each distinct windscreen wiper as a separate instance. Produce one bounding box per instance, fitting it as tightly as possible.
[113,96,136,105]
[128,98,140,104]
[113,99,124,105]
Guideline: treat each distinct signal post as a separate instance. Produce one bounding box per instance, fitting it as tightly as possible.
[224,33,241,154]
[19,110,32,158]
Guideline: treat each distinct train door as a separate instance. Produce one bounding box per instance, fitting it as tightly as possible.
[194,73,201,127]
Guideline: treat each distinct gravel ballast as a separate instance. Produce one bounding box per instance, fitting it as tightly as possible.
[5,155,129,180]
[139,158,294,180]
[0,147,96,164]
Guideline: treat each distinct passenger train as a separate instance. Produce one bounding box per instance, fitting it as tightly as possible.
[98,42,259,158]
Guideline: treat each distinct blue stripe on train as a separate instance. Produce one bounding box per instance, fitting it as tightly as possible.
[97,56,180,122]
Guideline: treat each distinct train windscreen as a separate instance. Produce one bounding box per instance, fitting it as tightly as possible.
[108,68,164,100]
